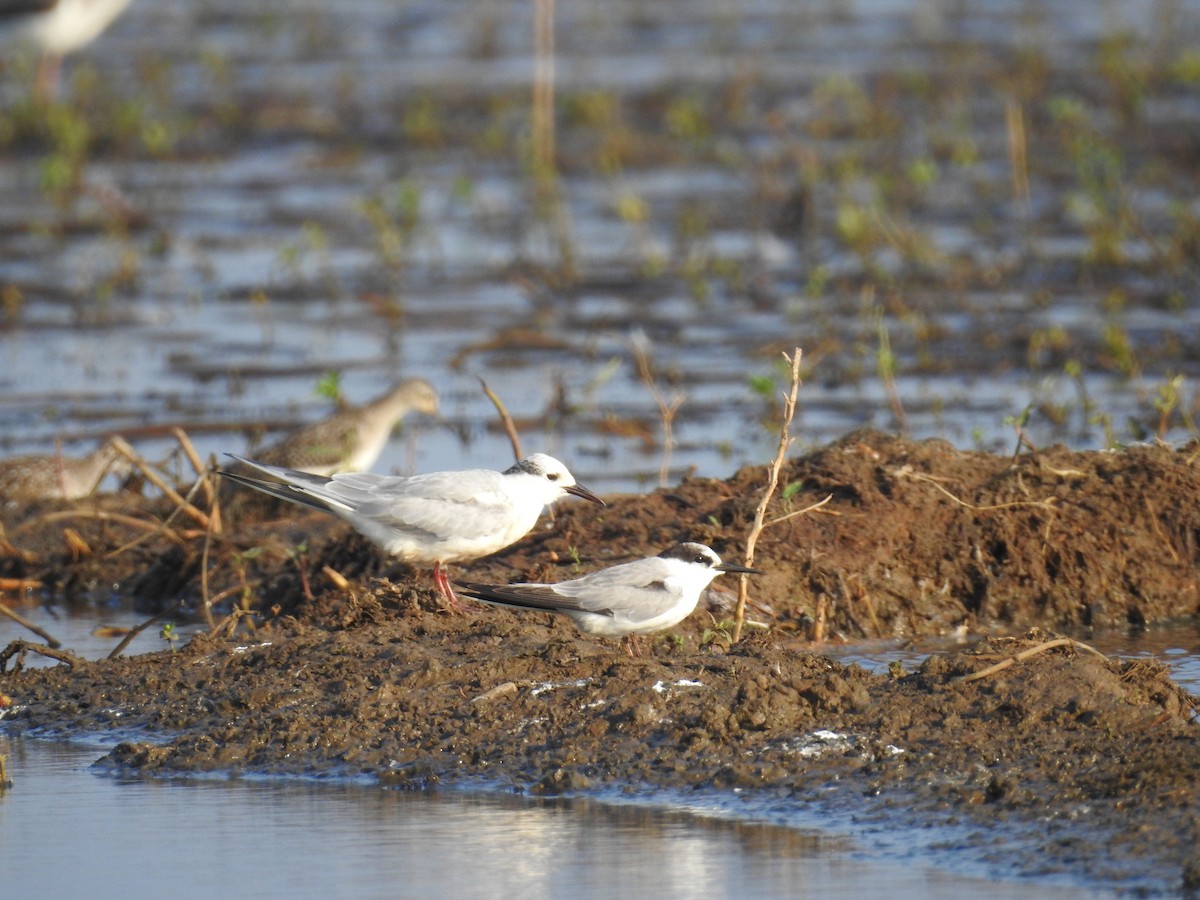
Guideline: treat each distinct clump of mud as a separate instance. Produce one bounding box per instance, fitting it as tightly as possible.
[4,431,1198,636]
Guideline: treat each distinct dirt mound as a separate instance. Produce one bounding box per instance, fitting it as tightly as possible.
[7,432,1200,639]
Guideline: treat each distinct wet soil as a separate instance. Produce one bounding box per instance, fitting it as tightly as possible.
[3,432,1200,891]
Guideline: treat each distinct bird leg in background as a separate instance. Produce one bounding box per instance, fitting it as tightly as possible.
[35,54,63,103]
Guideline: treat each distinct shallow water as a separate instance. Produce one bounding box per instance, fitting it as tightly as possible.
[2,0,1198,494]
[0,734,1114,899]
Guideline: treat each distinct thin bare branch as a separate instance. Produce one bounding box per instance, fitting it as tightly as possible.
[955,638,1108,683]
[764,493,834,529]
[11,510,186,547]
[107,604,181,660]
[478,376,524,462]
[733,347,803,643]
[1,639,83,674]
[109,436,212,530]
[894,466,1057,512]
[0,603,60,648]
[631,334,684,487]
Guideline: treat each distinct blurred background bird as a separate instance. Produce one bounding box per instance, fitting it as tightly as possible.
[254,378,440,477]
[0,436,129,504]
[0,0,134,101]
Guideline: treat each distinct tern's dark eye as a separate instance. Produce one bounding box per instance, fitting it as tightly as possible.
[695,554,708,564]
[546,472,559,482]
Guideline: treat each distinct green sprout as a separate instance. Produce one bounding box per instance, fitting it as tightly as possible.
[315,372,343,403]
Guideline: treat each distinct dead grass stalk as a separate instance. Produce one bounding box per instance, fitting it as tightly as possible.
[733,347,807,643]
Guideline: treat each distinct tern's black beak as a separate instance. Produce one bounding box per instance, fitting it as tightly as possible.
[716,561,764,575]
[565,483,606,506]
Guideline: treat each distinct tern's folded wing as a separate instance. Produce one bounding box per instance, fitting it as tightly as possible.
[454,581,615,618]
[342,471,519,542]
[553,566,683,621]
[218,469,341,514]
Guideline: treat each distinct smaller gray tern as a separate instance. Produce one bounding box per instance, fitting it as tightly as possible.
[219,452,604,606]
[455,542,762,647]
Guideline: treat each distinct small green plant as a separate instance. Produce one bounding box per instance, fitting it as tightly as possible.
[748,374,775,398]
[38,104,91,204]
[781,481,804,502]
[402,93,445,147]
[906,158,938,190]
[160,622,179,652]
[231,545,267,607]
[451,174,474,204]
[804,265,830,299]
[315,371,343,404]
[1103,322,1138,378]
[284,541,314,602]
[664,95,709,141]
[357,181,423,277]
[1050,96,1133,264]
[875,307,907,434]
[1004,405,1036,457]
[1097,32,1148,120]
[1152,374,1196,439]
[1169,47,1200,84]
[700,619,735,650]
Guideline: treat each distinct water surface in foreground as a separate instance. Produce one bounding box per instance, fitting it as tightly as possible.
[3,611,1196,896]
[0,736,1105,899]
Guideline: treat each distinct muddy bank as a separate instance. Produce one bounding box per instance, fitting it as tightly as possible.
[3,432,1199,636]
[2,621,1198,891]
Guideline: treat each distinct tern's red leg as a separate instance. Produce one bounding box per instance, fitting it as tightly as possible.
[432,562,468,613]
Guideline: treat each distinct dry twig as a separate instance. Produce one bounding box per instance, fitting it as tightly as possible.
[107,604,182,660]
[631,333,684,487]
[105,475,206,557]
[955,637,1108,683]
[11,509,185,545]
[0,603,60,648]
[733,347,804,643]
[478,377,523,461]
[171,428,217,512]
[110,435,212,530]
[0,578,41,592]
[1,639,83,674]
[894,466,1057,512]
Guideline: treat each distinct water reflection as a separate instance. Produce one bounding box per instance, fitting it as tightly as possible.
[0,737,1098,899]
